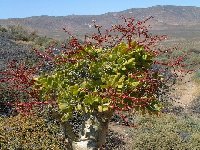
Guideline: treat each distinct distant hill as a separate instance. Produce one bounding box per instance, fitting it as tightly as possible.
[1,5,200,40]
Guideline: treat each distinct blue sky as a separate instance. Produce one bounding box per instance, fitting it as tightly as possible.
[0,0,200,19]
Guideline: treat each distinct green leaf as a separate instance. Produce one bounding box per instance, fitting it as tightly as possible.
[84,94,94,105]
[121,67,126,70]
[94,97,101,102]
[142,54,147,60]
[118,84,123,89]
[61,113,71,121]
[111,73,121,86]
[47,77,53,85]
[76,104,82,111]
[81,81,87,88]
[117,58,124,64]
[72,85,79,95]
[58,103,68,111]
[118,75,125,83]
[131,81,140,87]
[98,105,109,112]
[127,58,135,64]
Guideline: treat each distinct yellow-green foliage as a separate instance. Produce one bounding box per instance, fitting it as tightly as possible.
[35,41,162,122]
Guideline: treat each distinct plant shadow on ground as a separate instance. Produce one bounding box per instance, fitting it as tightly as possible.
[103,129,126,150]
[162,105,185,116]
[189,96,200,115]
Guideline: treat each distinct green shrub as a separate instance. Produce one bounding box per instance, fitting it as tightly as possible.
[7,25,30,41]
[35,41,163,122]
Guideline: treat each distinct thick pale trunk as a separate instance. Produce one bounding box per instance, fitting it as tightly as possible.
[63,110,113,150]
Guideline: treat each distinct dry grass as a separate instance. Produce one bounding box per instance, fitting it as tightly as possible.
[121,113,200,150]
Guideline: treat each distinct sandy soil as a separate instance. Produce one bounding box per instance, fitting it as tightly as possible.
[172,73,199,109]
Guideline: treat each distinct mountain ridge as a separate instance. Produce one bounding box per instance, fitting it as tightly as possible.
[1,5,200,39]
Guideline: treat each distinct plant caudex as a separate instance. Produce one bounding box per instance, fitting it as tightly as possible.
[34,40,163,122]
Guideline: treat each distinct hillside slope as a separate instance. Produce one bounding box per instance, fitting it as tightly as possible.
[1,5,200,40]
[0,34,32,70]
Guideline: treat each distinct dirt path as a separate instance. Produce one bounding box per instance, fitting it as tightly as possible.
[173,73,199,108]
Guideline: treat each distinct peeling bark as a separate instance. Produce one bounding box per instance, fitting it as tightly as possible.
[62,110,113,150]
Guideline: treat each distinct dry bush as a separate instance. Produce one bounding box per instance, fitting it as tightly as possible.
[126,113,200,150]
[0,114,69,149]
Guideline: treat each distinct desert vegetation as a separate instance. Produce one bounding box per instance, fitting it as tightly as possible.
[0,15,200,150]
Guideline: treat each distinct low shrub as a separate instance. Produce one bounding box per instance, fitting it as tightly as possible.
[127,113,200,150]
[0,113,69,149]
